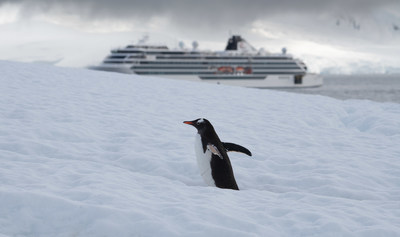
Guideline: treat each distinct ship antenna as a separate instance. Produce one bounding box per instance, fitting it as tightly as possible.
[138,34,149,44]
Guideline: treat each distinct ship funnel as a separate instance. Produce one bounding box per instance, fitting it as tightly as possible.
[225,35,256,53]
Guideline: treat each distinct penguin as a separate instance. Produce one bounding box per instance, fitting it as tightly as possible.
[183,118,252,190]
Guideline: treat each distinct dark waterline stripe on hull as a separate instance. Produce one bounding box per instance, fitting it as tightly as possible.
[200,76,266,80]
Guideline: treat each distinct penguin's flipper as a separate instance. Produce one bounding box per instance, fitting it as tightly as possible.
[222,142,252,157]
[207,144,223,159]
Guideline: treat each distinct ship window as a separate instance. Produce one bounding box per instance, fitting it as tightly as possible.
[294,75,303,84]
[109,55,126,59]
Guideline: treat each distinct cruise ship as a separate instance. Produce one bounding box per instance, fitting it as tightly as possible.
[90,35,322,88]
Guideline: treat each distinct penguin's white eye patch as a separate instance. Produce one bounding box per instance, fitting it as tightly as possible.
[197,118,204,125]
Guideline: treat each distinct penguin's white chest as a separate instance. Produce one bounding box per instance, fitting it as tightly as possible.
[194,134,216,187]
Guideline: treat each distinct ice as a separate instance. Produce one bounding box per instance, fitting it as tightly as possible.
[0,60,399,236]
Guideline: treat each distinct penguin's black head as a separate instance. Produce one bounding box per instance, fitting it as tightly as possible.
[183,118,211,132]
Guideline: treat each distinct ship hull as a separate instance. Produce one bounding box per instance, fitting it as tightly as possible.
[90,65,322,88]
[160,74,323,88]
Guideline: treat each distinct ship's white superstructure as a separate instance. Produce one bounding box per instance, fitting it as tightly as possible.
[90,35,322,88]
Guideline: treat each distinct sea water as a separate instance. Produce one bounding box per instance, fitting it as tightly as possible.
[280,74,400,103]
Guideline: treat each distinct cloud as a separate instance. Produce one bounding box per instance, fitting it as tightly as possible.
[1,0,397,41]
[2,0,398,27]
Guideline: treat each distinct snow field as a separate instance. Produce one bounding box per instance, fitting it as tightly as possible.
[0,61,399,236]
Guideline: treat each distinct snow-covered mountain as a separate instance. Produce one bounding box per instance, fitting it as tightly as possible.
[0,61,400,236]
[248,8,400,74]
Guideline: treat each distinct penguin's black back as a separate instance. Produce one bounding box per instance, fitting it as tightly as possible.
[210,153,239,190]
[200,122,239,190]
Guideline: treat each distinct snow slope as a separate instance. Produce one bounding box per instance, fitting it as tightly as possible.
[0,61,399,236]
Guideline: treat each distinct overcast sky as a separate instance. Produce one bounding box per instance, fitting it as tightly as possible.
[1,0,399,73]
[1,0,397,33]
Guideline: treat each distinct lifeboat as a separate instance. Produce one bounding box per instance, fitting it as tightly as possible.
[244,67,252,74]
[236,66,244,73]
[217,66,234,74]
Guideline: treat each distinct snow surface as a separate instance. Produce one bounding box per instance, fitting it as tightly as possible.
[1,60,400,236]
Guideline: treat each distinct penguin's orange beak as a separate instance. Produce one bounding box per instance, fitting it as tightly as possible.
[183,121,193,125]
